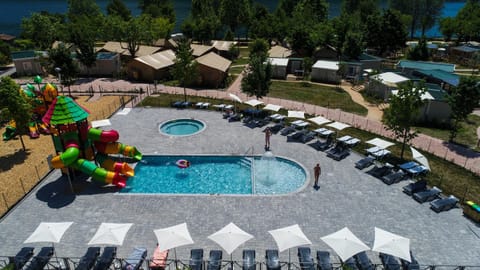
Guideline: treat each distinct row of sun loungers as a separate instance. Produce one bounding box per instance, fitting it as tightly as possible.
[402,179,459,212]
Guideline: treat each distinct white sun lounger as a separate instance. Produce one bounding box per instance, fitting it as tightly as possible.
[337,135,352,142]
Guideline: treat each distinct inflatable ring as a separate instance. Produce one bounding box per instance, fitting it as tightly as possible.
[176,159,190,169]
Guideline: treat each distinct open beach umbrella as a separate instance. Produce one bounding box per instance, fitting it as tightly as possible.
[25,222,73,244]
[208,222,254,268]
[287,110,305,119]
[410,147,430,171]
[308,116,331,126]
[264,104,282,112]
[372,227,411,262]
[244,99,264,107]
[154,223,194,267]
[88,223,133,246]
[229,93,242,103]
[366,138,395,149]
[320,227,370,262]
[326,121,350,131]
[268,224,312,267]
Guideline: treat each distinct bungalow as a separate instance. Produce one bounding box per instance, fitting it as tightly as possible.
[126,49,176,82]
[190,44,214,57]
[396,60,458,89]
[449,44,480,66]
[342,54,383,84]
[77,52,121,77]
[397,60,455,73]
[367,72,410,100]
[211,40,237,58]
[196,52,232,88]
[311,60,341,84]
[268,45,293,58]
[154,38,178,50]
[11,51,45,76]
[268,58,289,79]
[313,45,338,61]
[99,41,162,60]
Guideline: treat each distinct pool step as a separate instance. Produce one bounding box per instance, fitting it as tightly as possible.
[238,157,252,169]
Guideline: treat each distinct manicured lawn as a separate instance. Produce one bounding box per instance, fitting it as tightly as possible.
[415,114,480,150]
[139,93,480,204]
[229,66,245,75]
[268,81,368,115]
[232,57,249,66]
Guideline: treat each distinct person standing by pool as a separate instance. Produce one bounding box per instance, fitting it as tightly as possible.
[265,127,272,150]
[314,163,321,189]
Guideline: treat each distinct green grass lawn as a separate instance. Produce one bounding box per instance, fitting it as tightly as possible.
[229,66,245,75]
[268,81,368,115]
[139,93,480,204]
[232,57,249,66]
[415,114,480,150]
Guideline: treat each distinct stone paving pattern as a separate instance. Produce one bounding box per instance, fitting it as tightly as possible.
[0,108,479,266]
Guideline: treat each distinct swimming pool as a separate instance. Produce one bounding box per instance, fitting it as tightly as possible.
[159,119,205,136]
[121,155,307,195]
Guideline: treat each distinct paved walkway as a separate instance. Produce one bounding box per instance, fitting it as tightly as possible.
[0,108,479,266]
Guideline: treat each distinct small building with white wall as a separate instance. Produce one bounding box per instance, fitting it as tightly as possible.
[311,60,340,84]
[367,72,410,100]
[268,58,289,79]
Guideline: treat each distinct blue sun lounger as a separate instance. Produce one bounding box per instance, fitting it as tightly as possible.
[402,179,427,196]
[11,247,34,270]
[316,251,332,270]
[123,247,147,270]
[297,247,315,270]
[265,250,281,270]
[242,250,256,270]
[382,170,408,185]
[189,249,204,270]
[342,257,359,270]
[93,247,117,270]
[207,250,222,270]
[355,156,375,169]
[379,253,401,270]
[76,247,101,270]
[413,186,442,203]
[400,251,420,270]
[430,195,459,212]
[399,161,418,170]
[25,247,54,270]
[353,251,374,270]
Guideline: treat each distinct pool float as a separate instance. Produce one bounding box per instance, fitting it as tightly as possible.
[176,159,190,169]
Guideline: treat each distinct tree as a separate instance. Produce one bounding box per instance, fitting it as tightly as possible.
[383,81,426,159]
[390,0,444,38]
[138,0,175,22]
[171,39,198,102]
[341,31,363,60]
[447,77,480,141]
[249,39,269,59]
[20,12,64,50]
[47,44,78,96]
[0,77,32,151]
[241,54,272,99]
[342,0,379,23]
[68,16,99,73]
[380,9,407,55]
[0,41,11,65]
[67,0,102,21]
[219,0,250,35]
[107,0,132,21]
[407,36,429,61]
[453,0,480,42]
[439,17,457,41]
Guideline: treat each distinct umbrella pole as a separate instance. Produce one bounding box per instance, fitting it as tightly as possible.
[231,254,233,270]
[288,248,291,270]
[174,248,178,270]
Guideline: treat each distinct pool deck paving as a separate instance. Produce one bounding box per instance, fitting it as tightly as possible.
[0,108,479,266]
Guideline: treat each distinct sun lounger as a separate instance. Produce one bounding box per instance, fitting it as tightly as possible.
[342,257,359,270]
[228,114,241,122]
[149,246,168,270]
[366,146,382,155]
[399,161,419,170]
[337,135,352,142]
[93,246,117,270]
[172,101,183,108]
[271,114,286,122]
[367,163,394,178]
[76,247,101,270]
[382,170,407,185]
[430,195,459,212]
[196,102,204,108]
[326,145,350,161]
[300,131,317,143]
[189,249,204,270]
[25,247,54,270]
[355,156,375,169]
[344,138,361,147]
[280,126,296,136]
[207,250,222,270]
[292,121,309,129]
[11,247,34,270]
[379,253,401,270]
[406,165,429,176]
[310,137,334,151]
[288,130,308,141]
[270,123,285,134]
[316,251,332,270]
[353,251,374,270]
[400,251,420,270]
[297,247,315,270]
[402,179,427,196]
[265,250,281,270]
[213,104,226,110]
[123,247,147,270]
[242,250,255,270]
[413,186,442,203]
[371,149,391,159]
[201,103,210,109]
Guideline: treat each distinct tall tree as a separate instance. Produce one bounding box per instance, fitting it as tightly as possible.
[341,0,378,23]
[390,0,444,38]
[47,44,78,96]
[171,39,198,102]
[0,41,11,65]
[383,81,426,159]
[241,54,272,99]
[107,0,132,21]
[67,0,102,21]
[249,38,269,59]
[219,0,249,35]
[0,77,33,151]
[182,0,221,43]
[138,0,175,22]
[68,16,98,74]
[365,9,407,56]
[447,77,480,141]
[341,31,363,60]
[439,17,457,41]
[20,12,64,50]
[453,0,480,42]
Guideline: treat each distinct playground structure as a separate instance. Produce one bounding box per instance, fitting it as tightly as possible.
[2,76,58,141]
[42,95,141,188]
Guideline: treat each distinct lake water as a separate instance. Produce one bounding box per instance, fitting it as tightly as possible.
[0,0,465,38]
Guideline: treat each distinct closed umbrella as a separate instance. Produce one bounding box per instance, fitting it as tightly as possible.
[88,223,133,246]
[287,110,305,119]
[372,227,411,262]
[320,227,370,262]
[268,224,312,269]
[410,147,430,171]
[208,222,254,268]
[154,223,194,268]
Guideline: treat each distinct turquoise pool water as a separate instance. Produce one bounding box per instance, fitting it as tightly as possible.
[159,119,205,136]
[121,155,307,195]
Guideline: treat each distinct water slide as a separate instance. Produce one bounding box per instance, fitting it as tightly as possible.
[2,121,16,141]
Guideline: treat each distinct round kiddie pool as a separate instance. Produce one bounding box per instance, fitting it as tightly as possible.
[159,119,206,136]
